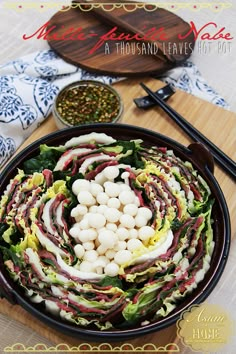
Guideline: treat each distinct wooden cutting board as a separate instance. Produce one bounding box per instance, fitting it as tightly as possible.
[47,1,195,76]
[0,78,235,351]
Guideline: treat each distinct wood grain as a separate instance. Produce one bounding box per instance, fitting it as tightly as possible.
[47,3,195,76]
[0,78,235,348]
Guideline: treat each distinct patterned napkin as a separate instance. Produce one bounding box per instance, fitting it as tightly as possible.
[159,61,229,108]
[0,49,229,169]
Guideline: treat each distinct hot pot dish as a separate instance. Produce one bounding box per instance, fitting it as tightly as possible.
[0,125,230,340]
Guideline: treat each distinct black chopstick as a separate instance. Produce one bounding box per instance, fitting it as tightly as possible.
[140,82,236,180]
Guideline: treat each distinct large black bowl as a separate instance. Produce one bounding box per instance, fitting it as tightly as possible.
[0,124,231,341]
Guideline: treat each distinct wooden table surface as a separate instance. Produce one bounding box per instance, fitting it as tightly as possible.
[0,78,235,352]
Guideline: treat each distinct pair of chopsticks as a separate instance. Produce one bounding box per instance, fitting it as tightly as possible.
[140,83,236,180]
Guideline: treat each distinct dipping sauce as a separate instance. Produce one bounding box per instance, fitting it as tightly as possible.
[53,81,123,129]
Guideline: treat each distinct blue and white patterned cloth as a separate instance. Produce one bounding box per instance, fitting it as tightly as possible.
[0,49,229,169]
[159,61,229,109]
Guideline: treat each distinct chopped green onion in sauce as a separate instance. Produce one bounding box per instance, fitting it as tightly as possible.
[56,82,121,125]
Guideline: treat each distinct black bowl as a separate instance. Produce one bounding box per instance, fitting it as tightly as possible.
[0,124,231,341]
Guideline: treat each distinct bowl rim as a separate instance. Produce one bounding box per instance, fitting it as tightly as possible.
[0,123,231,340]
[52,80,124,128]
